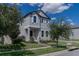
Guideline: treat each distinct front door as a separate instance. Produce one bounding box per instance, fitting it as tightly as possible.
[30,30,33,37]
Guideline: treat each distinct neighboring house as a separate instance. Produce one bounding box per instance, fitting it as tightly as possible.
[70,27,79,40]
[19,10,51,42]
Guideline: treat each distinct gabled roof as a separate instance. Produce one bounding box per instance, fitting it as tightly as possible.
[22,10,51,20]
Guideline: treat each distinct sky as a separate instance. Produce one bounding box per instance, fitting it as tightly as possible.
[16,3,79,27]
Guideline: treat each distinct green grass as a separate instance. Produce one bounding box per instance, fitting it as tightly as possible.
[1,40,79,56]
[70,41,79,47]
[0,50,34,56]
[47,40,79,48]
[0,47,66,56]
[24,42,47,49]
[30,47,66,56]
[48,40,79,48]
[47,40,66,47]
[23,40,67,55]
[0,40,67,56]
[24,40,67,49]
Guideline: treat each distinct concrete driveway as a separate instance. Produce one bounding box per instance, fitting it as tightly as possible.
[41,49,79,56]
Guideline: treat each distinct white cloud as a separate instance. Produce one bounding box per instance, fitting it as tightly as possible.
[51,17,56,20]
[29,3,72,14]
[67,19,73,22]
[29,3,37,6]
[29,3,43,7]
[41,3,72,14]
[29,3,74,25]
[67,19,75,25]
[70,22,75,25]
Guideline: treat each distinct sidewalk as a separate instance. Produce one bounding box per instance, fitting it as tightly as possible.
[26,46,51,50]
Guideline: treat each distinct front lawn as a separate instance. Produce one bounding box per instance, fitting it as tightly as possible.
[0,40,67,56]
[28,40,67,56]
[47,40,66,47]
[1,40,79,56]
[30,47,66,56]
[24,42,47,49]
[0,47,66,56]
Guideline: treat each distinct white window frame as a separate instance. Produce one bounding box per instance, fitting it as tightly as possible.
[32,16,36,23]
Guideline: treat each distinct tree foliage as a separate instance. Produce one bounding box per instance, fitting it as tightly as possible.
[0,4,22,44]
[49,18,73,47]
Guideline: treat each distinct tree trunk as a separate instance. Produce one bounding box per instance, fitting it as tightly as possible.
[56,38,58,47]
[1,36,4,44]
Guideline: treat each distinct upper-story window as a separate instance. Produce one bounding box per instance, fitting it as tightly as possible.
[46,20,48,23]
[45,20,49,23]
[32,16,36,23]
[41,18,49,23]
[41,18,43,23]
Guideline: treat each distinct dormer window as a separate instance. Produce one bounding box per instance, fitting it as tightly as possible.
[32,16,36,23]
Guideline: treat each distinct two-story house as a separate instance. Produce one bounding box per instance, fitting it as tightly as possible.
[19,10,51,42]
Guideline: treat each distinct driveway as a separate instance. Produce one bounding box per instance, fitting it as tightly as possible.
[41,49,79,56]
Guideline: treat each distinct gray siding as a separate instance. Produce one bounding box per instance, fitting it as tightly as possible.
[70,29,79,40]
[19,11,51,41]
[30,13,40,28]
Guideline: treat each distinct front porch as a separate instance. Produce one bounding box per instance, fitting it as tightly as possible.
[25,27,40,42]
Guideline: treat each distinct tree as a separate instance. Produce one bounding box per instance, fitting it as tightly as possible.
[49,18,73,47]
[0,4,22,44]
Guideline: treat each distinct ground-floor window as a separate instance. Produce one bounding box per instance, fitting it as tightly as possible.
[41,31,44,37]
[30,31,33,37]
[46,31,48,37]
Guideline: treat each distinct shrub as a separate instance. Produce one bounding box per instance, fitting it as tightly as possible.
[13,36,25,44]
[0,44,23,52]
[29,37,35,43]
[57,45,67,48]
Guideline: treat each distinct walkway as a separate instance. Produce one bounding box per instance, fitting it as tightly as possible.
[27,46,51,50]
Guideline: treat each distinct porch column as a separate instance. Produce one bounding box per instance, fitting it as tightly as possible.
[28,27,30,41]
[37,31,41,44]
